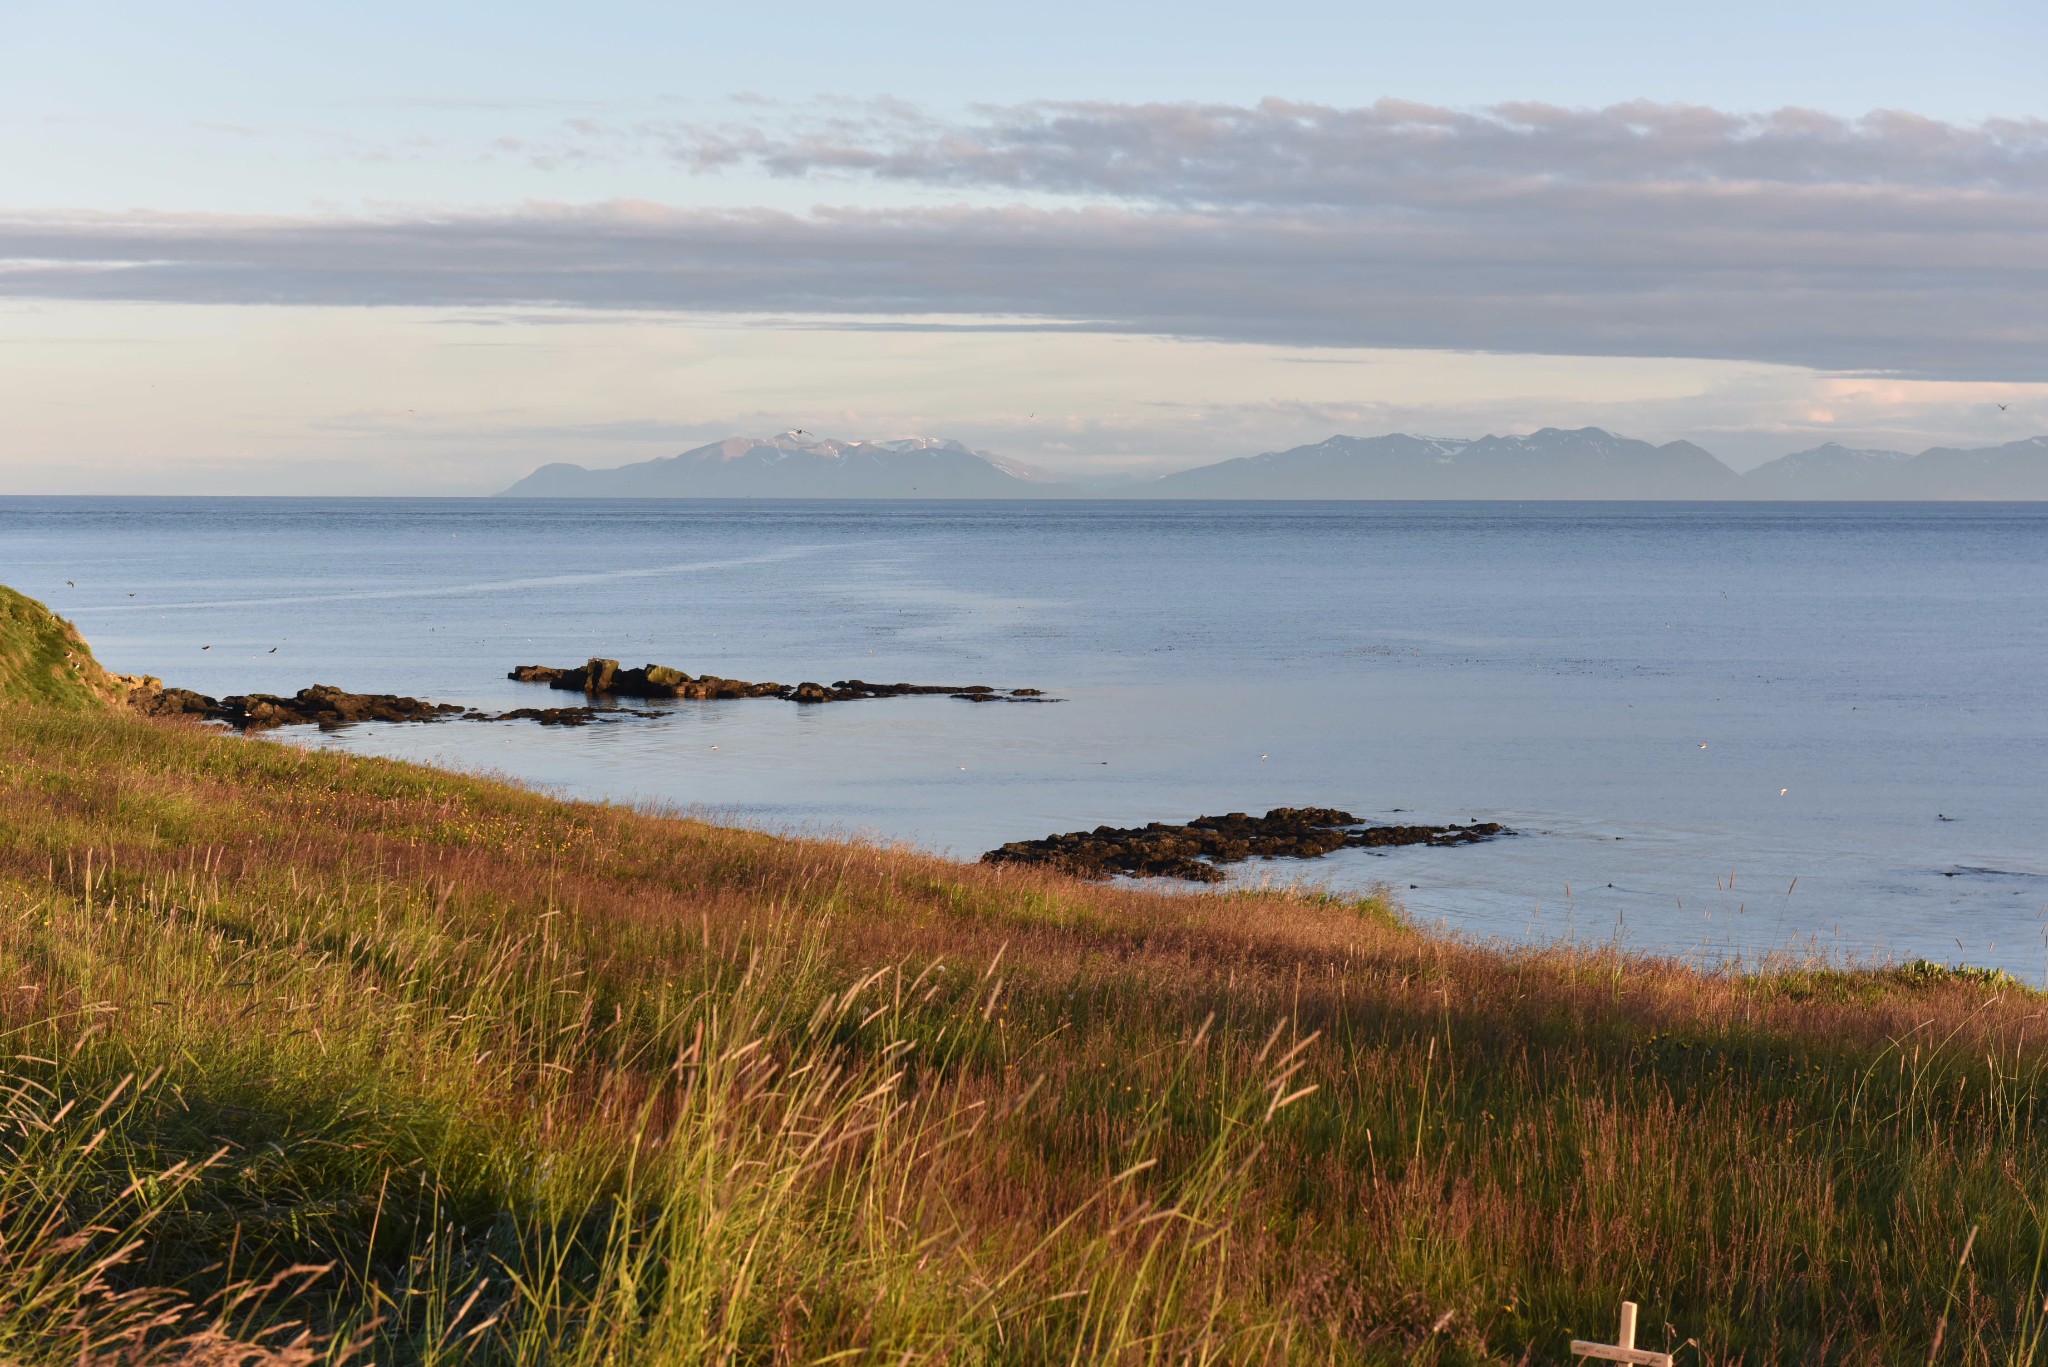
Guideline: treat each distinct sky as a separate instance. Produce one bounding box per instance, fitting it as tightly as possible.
[4,0,2046,493]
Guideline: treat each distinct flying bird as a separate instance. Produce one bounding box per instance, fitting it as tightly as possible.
[201,645,211,651]
[1938,813,1954,821]
[1997,403,2010,411]
[65,580,74,587]
[268,647,277,654]
[1779,788,1788,796]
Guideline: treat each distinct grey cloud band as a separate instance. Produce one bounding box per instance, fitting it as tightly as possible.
[3,98,2044,378]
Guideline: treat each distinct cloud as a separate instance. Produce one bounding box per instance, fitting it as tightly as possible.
[659,97,2048,202]
[312,413,738,444]
[3,98,2046,378]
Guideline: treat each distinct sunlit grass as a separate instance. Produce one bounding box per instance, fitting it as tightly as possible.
[2,700,2046,1363]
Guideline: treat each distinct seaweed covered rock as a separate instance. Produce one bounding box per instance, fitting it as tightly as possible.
[983,808,1508,882]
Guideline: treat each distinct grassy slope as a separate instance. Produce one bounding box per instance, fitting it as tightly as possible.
[1,594,2045,1363]
[0,585,128,710]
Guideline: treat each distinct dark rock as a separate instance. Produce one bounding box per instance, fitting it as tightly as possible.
[228,685,467,731]
[130,684,223,719]
[490,706,596,726]
[982,808,1509,882]
[487,705,658,726]
[131,682,467,731]
[130,672,669,731]
[510,660,1056,705]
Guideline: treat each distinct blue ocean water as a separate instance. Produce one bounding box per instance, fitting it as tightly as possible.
[6,497,2045,975]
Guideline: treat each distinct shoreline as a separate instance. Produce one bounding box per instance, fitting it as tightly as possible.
[4,583,2045,1361]
[3,678,2043,1360]
[2,695,2039,1362]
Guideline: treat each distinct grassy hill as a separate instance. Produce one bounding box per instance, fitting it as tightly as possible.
[0,584,131,710]
[1,587,2044,1364]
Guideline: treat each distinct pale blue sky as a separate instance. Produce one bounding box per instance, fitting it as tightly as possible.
[9,1,2042,211]
[4,1,2044,492]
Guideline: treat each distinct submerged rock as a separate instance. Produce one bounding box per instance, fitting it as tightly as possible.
[508,658,1056,704]
[484,705,658,726]
[982,808,1508,882]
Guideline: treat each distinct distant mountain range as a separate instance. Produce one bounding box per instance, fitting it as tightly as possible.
[500,428,2048,500]
[1143,428,1743,499]
[1742,437,2048,499]
[500,433,1067,499]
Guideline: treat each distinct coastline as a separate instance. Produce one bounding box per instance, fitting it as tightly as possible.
[2,658,2044,1358]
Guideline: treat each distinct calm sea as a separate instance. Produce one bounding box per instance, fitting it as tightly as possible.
[6,497,2045,975]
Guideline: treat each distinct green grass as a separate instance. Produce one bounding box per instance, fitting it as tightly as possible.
[0,586,127,711]
[4,588,2048,1364]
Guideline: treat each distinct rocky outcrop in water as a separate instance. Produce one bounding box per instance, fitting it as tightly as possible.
[128,679,466,731]
[511,658,1053,704]
[114,654,1051,732]
[481,705,656,727]
[983,808,1508,882]
[122,676,660,730]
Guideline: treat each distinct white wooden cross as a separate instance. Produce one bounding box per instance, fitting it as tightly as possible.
[1570,1300,1673,1366]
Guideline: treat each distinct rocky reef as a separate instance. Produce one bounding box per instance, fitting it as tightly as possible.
[982,808,1508,883]
[511,658,1051,704]
[106,653,1051,732]
[122,677,647,731]
[126,679,468,731]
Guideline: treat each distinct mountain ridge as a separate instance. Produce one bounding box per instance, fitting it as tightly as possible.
[499,428,2048,500]
[500,432,1072,499]
[1141,427,1744,499]
[1743,434,2048,499]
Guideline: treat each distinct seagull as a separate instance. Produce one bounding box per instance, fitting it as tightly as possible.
[1779,788,1788,796]
[709,744,718,750]
[65,580,74,587]
[201,645,211,651]
[1997,403,2010,412]
[1938,813,1954,821]
[1260,753,1269,761]
[127,592,135,597]
[267,647,277,654]
[1699,742,1708,749]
